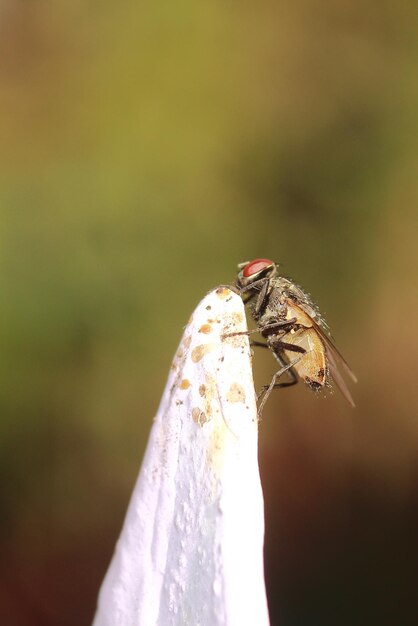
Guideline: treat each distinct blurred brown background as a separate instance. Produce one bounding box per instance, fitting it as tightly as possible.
[1,1,417,624]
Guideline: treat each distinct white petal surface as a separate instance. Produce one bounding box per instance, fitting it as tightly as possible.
[93,288,269,626]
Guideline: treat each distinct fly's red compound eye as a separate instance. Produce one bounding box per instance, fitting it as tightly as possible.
[243,258,274,278]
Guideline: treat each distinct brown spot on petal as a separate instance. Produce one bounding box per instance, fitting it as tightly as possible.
[216,287,230,299]
[227,382,246,403]
[232,312,244,324]
[192,407,208,427]
[191,344,214,363]
[199,324,212,334]
[199,384,206,396]
[180,379,191,390]
[183,335,192,350]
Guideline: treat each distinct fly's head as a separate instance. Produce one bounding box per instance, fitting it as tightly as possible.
[236,258,277,293]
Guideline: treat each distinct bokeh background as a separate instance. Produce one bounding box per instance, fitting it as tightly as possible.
[1,1,417,624]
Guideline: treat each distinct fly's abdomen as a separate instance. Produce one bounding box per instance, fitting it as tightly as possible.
[283,328,327,389]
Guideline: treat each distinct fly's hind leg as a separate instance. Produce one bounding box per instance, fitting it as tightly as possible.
[250,340,269,349]
[257,348,299,397]
[257,356,304,418]
[257,359,300,417]
[257,364,298,397]
[257,343,307,417]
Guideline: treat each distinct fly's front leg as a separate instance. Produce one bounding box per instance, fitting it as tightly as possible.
[235,277,270,314]
[237,277,268,295]
[235,277,270,308]
[217,280,266,305]
[254,278,270,316]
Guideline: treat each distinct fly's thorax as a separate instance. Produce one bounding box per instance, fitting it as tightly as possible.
[285,301,314,328]
[262,286,287,318]
[285,282,324,325]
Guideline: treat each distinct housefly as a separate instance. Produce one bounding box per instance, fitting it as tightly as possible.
[229,258,357,415]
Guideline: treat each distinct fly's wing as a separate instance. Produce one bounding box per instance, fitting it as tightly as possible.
[313,320,357,382]
[311,318,357,407]
[285,288,357,407]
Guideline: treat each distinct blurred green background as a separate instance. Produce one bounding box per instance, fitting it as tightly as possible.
[1,1,417,624]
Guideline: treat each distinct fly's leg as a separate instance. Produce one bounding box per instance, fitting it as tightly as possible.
[250,335,306,354]
[258,347,299,394]
[222,317,297,340]
[250,340,304,354]
[248,337,305,378]
[257,354,304,417]
[237,277,269,295]
[254,278,270,316]
[257,342,308,416]
[222,327,267,340]
[267,340,307,377]
[215,281,267,308]
[257,366,298,396]
[249,340,269,358]
[238,277,270,314]
[235,277,270,309]
[274,340,305,353]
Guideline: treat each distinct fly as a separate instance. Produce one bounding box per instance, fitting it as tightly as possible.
[226,258,357,415]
